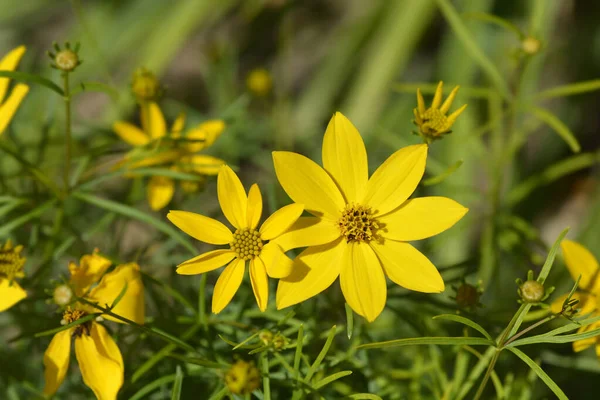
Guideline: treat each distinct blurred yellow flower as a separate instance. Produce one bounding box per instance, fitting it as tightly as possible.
[113,102,226,210]
[551,240,600,355]
[413,81,467,143]
[44,251,145,399]
[0,240,27,312]
[246,68,272,97]
[272,112,468,322]
[0,46,29,136]
[168,165,304,313]
[131,67,162,102]
[225,360,260,394]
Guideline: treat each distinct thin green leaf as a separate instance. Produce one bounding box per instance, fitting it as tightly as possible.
[117,167,205,182]
[536,80,600,100]
[462,12,524,38]
[528,106,581,153]
[168,354,229,369]
[537,228,569,283]
[423,160,463,186]
[72,81,120,99]
[344,394,383,400]
[0,200,57,238]
[171,366,184,400]
[294,324,304,377]
[433,314,494,341]
[33,314,100,338]
[345,303,354,340]
[507,327,600,347]
[233,331,261,350]
[208,386,229,400]
[314,371,352,390]
[218,334,257,349]
[305,325,337,382]
[357,336,495,350]
[110,282,128,309]
[129,374,177,400]
[507,347,568,400]
[0,70,64,95]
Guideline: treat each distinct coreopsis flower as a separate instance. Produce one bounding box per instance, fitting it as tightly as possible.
[246,68,272,97]
[168,165,304,313]
[44,252,145,399]
[0,240,27,311]
[113,102,226,210]
[413,81,467,143]
[273,112,468,322]
[0,46,29,136]
[551,240,600,355]
[225,360,260,395]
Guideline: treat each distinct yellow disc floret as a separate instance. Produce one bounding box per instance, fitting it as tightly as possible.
[61,307,91,337]
[0,240,26,281]
[338,204,379,243]
[230,228,264,260]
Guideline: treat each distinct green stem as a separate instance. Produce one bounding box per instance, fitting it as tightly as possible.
[199,274,207,330]
[504,315,556,347]
[63,72,73,191]
[262,352,271,400]
[473,350,500,400]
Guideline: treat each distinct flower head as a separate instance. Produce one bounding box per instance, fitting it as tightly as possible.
[517,270,554,306]
[131,67,162,102]
[0,240,27,312]
[0,46,29,136]
[246,68,272,97]
[272,112,468,322]
[168,165,304,313]
[413,81,467,143]
[225,360,260,395]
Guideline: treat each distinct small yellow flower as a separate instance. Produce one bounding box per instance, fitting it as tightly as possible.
[43,251,145,399]
[0,46,29,136]
[551,240,600,355]
[113,103,227,210]
[413,81,467,143]
[272,112,468,322]
[522,36,541,55]
[225,360,260,395]
[0,240,27,312]
[168,165,304,313]
[246,68,272,97]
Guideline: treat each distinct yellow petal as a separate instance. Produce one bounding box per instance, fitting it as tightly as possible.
[88,263,145,325]
[0,83,29,135]
[246,184,263,230]
[189,155,225,175]
[550,292,597,315]
[168,210,233,245]
[260,242,294,279]
[339,243,387,322]
[362,144,427,216]
[75,323,124,400]
[379,197,468,241]
[212,258,245,314]
[416,88,426,115]
[561,240,600,292]
[43,329,72,396]
[431,81,443,109]
[272,151,345,219]
[140,102,166,139]
[69,253,112,295]
[446,104,468,126]
[217,165,248,229]
[171,112,186,135]
[440,85,460,114]
[276,238,345,310]
[176,250,236,275]
[126,149,181,170]
[259,203,304,241]
[370,240,444,293]
[573,321,600,352]
[147,176,175,211]
[184,119,226,152]
[250,257,269,311]
[322,112,368,202]
[273,217,340,252]
[112,121,149,146]
[0,279,27,311]
[0,45,26,103]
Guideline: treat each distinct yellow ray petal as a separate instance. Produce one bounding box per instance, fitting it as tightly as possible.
[371,240,444,293]
[0,45,26,103]
[246,184,263,230]
[431,81,444,109]
[260,242,294,279]
[573,321,600,353]
[322,112,368,202]
[561,240,600,293]
[126,149,181,170]
[276,238,345,310]
[446,104,468,126]
[168,210,233,245]
[188,155,225,175]
[112,121,149,147]
[379,197,468,241]
[440,85,460,114]
[140,102,167,139]
[212,258,246,314]
[43,328,73,396]
[416,88,426,115]
[259,203,304,241]
[88,263,145,325]
[250,257,269,312]
[217,165,248,230]
[0,83,29,135]
[273,217,340,252]
[75,323,124,400]
[171,112,186,135]
[339,243,387,322]
[362,144,427,216]
[550,292,597,315]
[184,120,226,152]
[176,250,237,275]
[69,253,112,295]
[0,279,27,311]
[272,151,345,219]
[147,176,175,211]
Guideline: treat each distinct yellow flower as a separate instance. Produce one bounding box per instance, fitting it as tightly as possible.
[413,81,467,143]
[0,46,29,136]
[0,240,27,312]
[551,240,600,356]
[246,68,272,97]
[131,67,162,102]
[113,102,227,210]
[168,165,304,313]
[43,252,145,399]
[272,112,468,322]
[225,360,260,395]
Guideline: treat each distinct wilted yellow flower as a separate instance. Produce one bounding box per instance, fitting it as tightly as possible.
[0,46,29,136]
[551,240,600,355]
[0,240,27,312]
[246,68,272,97]
[44,251,145,399]
[168,165,304,313]
[273,112,468,322]
[225,360,260,395]
[113,102,226,210]
[413,81,467,143]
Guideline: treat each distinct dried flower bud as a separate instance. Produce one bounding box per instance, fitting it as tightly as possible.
[452,281,483,311]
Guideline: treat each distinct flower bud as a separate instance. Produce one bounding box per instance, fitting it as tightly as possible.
[131,67,162,102]
[53,284,73,306]
[522,36,541,55]
[519,280,545,303]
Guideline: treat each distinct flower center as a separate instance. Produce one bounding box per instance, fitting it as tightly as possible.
[420,108,450,135]
[338,203,379,243]
[230,228,264,260]
[0,241,25,281]
[61,308,91,337]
